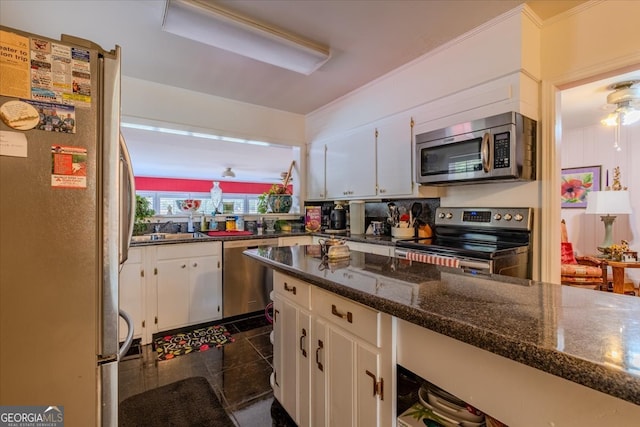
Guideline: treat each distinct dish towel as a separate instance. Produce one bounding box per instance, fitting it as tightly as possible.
[405,252,461,268]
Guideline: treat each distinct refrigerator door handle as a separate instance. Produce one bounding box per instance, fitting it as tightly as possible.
[119,133,136,267]
[118,309,134,359]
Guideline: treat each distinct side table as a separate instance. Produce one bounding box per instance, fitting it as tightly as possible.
[604,260,640,295]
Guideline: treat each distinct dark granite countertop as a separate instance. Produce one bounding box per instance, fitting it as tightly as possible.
[313,232,397,246]
[130,231,311,246]
[244,245,640,407]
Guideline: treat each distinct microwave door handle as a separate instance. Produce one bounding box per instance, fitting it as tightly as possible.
[481,132,491,172]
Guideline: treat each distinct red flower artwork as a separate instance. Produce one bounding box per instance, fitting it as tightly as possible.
[561,171,594,206]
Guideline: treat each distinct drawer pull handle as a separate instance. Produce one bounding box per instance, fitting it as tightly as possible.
[331,304,353,323]
[300,328,307,357]
[284,282,297,295]
[365,370,384,400]
[315,340,324,372]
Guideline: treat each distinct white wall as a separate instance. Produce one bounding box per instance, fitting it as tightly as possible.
[306,6,539,141]
[122,76,306,147]
[561,122,639,283]
[539,0,640,284]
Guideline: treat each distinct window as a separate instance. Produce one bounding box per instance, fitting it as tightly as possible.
[137,191,263,215]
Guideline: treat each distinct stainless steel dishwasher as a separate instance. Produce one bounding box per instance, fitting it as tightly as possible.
[223,238,278,318]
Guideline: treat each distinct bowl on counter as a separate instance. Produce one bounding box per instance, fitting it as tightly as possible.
[176,199,201,212]
[392,226,415,238]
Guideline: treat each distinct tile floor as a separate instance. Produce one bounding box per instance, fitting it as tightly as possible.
[118,313,296,426]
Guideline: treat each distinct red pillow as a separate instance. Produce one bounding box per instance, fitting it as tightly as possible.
[561,242,577,265]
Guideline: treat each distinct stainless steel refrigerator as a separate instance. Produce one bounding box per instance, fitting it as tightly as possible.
[0,26,135,425]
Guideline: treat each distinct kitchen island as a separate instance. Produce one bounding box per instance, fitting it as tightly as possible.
[244,245,640,426]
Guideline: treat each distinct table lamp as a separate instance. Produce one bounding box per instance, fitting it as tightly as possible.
[585,190,632,250]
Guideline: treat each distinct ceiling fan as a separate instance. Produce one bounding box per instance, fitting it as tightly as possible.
[601,80,640,126]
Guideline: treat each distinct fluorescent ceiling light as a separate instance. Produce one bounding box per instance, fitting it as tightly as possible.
[121,122,270,147]
[162,0,331,75]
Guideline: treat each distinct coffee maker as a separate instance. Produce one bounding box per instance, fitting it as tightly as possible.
[329,203,346,231]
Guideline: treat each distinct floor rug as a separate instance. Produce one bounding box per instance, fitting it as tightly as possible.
[154,325,235,361]
[119,376,235,427]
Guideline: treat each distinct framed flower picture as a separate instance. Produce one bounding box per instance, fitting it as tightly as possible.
[561,166,601,208]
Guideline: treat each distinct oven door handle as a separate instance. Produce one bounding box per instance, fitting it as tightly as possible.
[394,249,411,259]
[481,132,491,173]
[458,259,491,271]
[395,249,491,273]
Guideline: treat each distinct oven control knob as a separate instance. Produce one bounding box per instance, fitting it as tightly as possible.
[493,213,502,221]
[438,212,446,219]
[445,212,453,219]
[504,213,513,221]
[514,213,524,222]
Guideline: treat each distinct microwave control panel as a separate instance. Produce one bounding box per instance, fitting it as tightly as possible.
[493,131,510,168]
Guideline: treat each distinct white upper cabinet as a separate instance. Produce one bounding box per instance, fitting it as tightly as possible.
[375,114,414,197]
[307,142,327,200]
[307,117,414,201]
[325,126,377,200]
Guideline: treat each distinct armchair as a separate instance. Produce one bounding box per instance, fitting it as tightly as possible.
[560,220,606,290]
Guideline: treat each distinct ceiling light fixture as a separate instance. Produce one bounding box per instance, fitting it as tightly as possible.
[120,122,271,147]
[600,80,640,127]
[162,0,331,75]
[221,167,236,178]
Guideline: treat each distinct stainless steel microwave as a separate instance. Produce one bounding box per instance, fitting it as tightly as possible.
[415,112,536,185]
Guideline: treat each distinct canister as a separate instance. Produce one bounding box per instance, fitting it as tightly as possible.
[226,216,236,231]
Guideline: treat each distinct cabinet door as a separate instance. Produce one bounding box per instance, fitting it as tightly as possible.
[156,258,190,331]
[119,247,144,341]
[356,342,382,426]
[326,323,356,426]
[376,115,413,196]
[188,255,222,324]
[298,309,312,427]
[272,296,284,403]
[325,127,376,199]
[311,318,327,426]
[272,294,312,427]
[307,142,326,200]
[279,296,299,420]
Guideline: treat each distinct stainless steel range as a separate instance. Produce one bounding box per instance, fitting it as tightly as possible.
[394,207,533,278]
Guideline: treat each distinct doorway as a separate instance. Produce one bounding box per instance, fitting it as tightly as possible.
[558,69,640,286]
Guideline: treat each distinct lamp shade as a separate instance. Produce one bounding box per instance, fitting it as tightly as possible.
[585,190,632,215]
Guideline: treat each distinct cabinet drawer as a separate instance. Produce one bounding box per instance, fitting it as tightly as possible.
[156,241,221,260]
[314,288,380,347]
[126,247,143,264]
[273,271,311,309]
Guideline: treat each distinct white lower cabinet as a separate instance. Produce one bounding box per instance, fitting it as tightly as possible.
[119,247,145,342]
[272,272,312,426]
[155,242,222,332]
[273,272,393,426]
[121,241,222,344]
